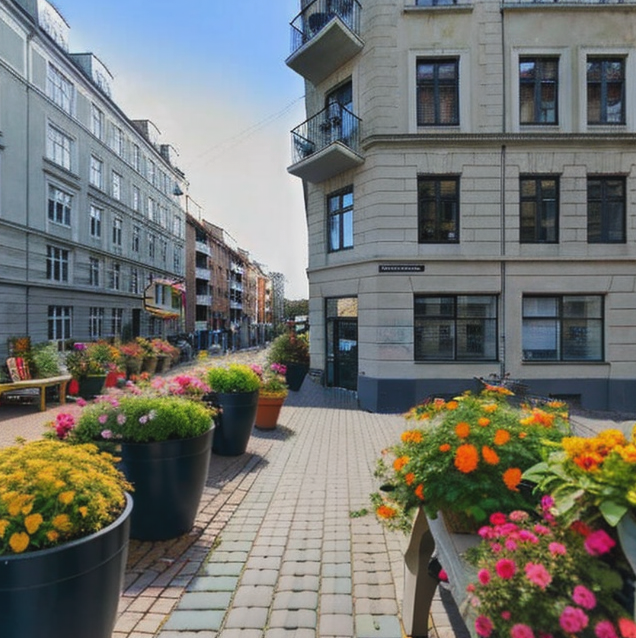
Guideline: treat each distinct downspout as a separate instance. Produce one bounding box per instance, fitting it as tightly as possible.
[25,30,34,337]
[499,4,507,379]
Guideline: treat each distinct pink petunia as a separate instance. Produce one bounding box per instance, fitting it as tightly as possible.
[509,510,530,523]
[518,530,539,544]
[505,539,518,551]
[595,621,619,638]
[101,429,113,439]
[478,569,491,585]
[475,616,494,637]
[560,606,589,633]
[584,530,616,556]
[490,512,508,525]
[501,611,511,621]
[548,542,567,556]
[117,413,127,425]
[495,558,516,579]
[525,562,552,590]
[98,413,108,425]
[511,624,535,638]
[572,585,597,610]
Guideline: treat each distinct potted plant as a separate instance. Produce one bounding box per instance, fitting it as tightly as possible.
[119,341,145,378]
[135,337,158,374]
[65,341,121,399]
[268,330,309,391]
[58,387,215,541]
[371,388,571,533]
[206,363,261,456]
[150,338,179,373]
[465,507,636,638]
[0,439,132,638]
[252,363,288,430]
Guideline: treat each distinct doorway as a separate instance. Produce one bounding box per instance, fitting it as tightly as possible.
[326,297,358,391]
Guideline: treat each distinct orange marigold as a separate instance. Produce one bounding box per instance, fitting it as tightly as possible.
[503,467,522,491]
[439,443,452,453]
[483,404,498,413]
[455,422,471,439]
[493,429,511,446]
[405,472,416,486]
[573,453,603,472]
[478,417,490,427]
[401,430,423,444]
[445,400,459,410]
[482,446,500,465]
[414,484,425,500]
[393,456,410,472]
[454,444,479,473]
[376,505,398,519]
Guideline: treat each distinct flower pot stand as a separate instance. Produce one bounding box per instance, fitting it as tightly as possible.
[255,395,286,430]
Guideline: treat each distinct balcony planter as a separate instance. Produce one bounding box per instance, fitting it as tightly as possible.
[0,493,133,638]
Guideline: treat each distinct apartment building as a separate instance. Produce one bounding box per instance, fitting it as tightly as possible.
[0,0,188,357]
[286,0,636,412]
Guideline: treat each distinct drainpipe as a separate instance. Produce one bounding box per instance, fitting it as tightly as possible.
[25,31,34,336]
[499,5,507,379]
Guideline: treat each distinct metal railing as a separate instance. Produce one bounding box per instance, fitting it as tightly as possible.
[289,0,362,54]
[291,103,361,164]
[503,0,632,5]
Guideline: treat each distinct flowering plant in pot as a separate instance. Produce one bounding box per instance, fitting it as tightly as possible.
[251,363,288,429]
[0,439,132,638]
[465,505,636,638]
[371,389,571,533]
[65,341,121,380]
[268,331,309,391]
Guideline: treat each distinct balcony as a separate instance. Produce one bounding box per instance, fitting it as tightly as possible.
[195,241,211,256]
[286,0,363,85]
[195,267,211,281]
[288,103,363,183]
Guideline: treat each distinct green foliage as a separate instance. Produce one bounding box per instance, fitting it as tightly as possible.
[267,332,309,366]
[206,364,261,394]
[31,342,61,378]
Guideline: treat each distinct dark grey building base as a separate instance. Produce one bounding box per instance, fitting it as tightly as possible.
[358,375,636,415]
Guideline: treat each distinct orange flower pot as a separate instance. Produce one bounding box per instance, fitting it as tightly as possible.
[255,395,286,430]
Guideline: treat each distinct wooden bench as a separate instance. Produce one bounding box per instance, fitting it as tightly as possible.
[0,357,72,412]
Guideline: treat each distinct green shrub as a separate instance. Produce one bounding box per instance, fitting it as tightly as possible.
[206,364,260,394]
[31,342,61,378]
[267,332,309,366]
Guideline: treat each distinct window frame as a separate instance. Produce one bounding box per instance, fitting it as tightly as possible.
[416,57,459,126]
[47,64,75,115]
[417,175,460,243]
[89,307,104,339]
[327,186,354,253]
[48,306,72,341]
[90,155,103,189]
[586,57,625,125]
[89,256,100,287]
[519,56,559,125]
[519,175,559,244]
[587,175,626,244]
[47,184,72,226]
[46,245,69,283]
[112,171,122,201]
[91,104,104,139]
[89,204,102,239]
[46,125,73,170]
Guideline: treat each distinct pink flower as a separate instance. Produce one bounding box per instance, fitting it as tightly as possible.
[560,606,589,633]
[541,494,555,510]
[572,585,596,610]
[117,413,127,425]
[490,512,507,525]
[139,415,148,424]
[595,621,619,638]
[495,558,516,579]
[618,618,636,638]
[525,562,552,589]
[511,624,535,638]
[98,413,108,425]
[505,539,518,551]
[518,530,539,544]
[509,510,529,523]
[475,615,494,637]
[101,429,113,439]
[533,524,551,536]
[438,569,448,582]
[77,398,87,407]
[478,569,491,585]
[584,530,616,556]
[501,611,511,621]
[548,542,567,556]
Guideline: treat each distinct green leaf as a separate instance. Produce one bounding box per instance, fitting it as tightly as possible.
[599,500,628,527]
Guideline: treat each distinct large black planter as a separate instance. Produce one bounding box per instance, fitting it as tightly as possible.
[285,362,309,391]
[77,374,107,399]
[119,428,213,541]
[0,493,132,638]
[212,390,259,456]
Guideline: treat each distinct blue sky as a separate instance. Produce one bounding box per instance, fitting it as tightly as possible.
[56,0,308,298]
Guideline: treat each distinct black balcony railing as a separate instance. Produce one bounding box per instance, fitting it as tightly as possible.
[290,103,361,165]
[290,0,361,54]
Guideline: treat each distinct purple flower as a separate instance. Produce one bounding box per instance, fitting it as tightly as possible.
[116,413,127,425]
[139,415,148,424]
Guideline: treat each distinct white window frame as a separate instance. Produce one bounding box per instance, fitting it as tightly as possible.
[91,104,104,139]
[112,171,122,200]
[47,184,72,226]
[90,155,103,189]
[89,307,104,339]
[89,204,102,238]
[47,124,73,170]
[112,217,123,247]
[48,306,72,341]
[47,64,75,115]
[46,245,69,282]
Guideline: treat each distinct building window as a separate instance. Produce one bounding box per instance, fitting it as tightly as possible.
[109,262,121,290]
[130,267,139,294]
[418,176,459,243]
[47,185,72,226]
[148,160,155,186]
[587,58,625,125]
[89,307,104,339]
[174,247,182,273]
[160,238,168,262]
[519,57,558,125]
[46,245,69,282]
[148,233,155,258]
[132,145,141,172]
[89,205,102,238]
[90,156,103,189]
[414,295,498,361]
[132,225,140,252]
[47,125,72,170]
[132,185,140,211]
[111,308,123,338]
[416,0,457,4]
[112,217,123,247]
[416,58,459,126]
[47,64,74,114]
[147,197,155,222]
[89,256,100,286]
[328,187,353,252]
[520,176,558,243]
[111,126,124,157]
[91,104,104,139]
[522,295,603,361]
[48,306,71,340]
[587,176,625,243]
[112,172,122,200]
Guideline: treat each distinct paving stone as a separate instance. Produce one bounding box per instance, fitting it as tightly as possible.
[231,584,275,607]
[178,591,232,610]
[269,608,318,629]
[320,613,355,636]
[187,576,239,592]
[355,614,403,638]
[272,590,319,610]
[320,594,353,615]
[223,606,269,629]
[276,575,320,592]
[162,609,225,631]
[240,568,280,586]
[201,562,244,577]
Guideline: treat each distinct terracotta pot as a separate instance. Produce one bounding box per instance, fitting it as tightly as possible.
[255,395,286,429]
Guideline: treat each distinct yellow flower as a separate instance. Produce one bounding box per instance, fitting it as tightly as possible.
[58,491,75,506]
[46,530,59,543]
[401,430,423,444]
[52,514,72,532]
[483,404,498,413]
[9,532,30,553]
[79,506,88,518]
[393,456,410,472]
[445,400,459,410]
[24,513,43,535]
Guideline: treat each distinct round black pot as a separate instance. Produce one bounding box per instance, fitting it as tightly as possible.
[78,374,107,399]
[0,493,133,638]
[119,428,213,541]
[285,362,309,391]
[213,390,259,456]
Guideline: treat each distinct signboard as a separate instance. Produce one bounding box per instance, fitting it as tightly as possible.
[143,279,184,320]
[378,264,425,273]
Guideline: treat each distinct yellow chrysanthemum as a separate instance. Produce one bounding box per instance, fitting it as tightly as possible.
[24,513,43,535]
[9,531,30,553]
[0,519,9,537]
[58,491,75,506]
[482,404,498,413]
[52,514,72,532]
[46,530,60,543]
[79,506,88,518]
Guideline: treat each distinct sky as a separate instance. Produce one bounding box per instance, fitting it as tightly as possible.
[55,0,309,299]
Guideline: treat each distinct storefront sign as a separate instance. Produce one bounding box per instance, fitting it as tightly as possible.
[378,264,425,273]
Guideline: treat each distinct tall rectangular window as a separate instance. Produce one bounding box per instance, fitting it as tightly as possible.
[112,217,123,247]
[47,185,72,226]
[587,58,625,125]
[132,185,140,211]
[90,156,103,189]
[112,172,122,200]
[160,238,168,262]
[89,257,100,286]
[148,160,156,186]
[416,58,459,126]
[130,267,139,294]
[109,262,121,290]
[174,246,182,273]
[148,233,155,258]
[147,197,155,222]
[91,104,104,139]
[111,126,124,156]
[519,57,558,125]
[132,145,140,171]
[89,205,102,238]
[89,307,104,339]
[520,176,558,243]
[418,176,459,243]
[522,295,603,361]
[48,306,71,340]
[47,125,72,170]
[587,176,625,243]
[328,187,353,252]
[47,64,74,114]
[414,295,498,361]
[46,245,69,282]
[111,309,123,337]
[132,225,140,252]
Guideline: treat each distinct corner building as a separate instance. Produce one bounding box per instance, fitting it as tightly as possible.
[286,0,636,412]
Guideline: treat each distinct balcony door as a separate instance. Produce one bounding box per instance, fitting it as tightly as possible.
[325,81,354,145]
[326,297,358,391]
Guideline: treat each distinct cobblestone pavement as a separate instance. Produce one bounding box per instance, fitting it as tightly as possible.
[1,349,634,638]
